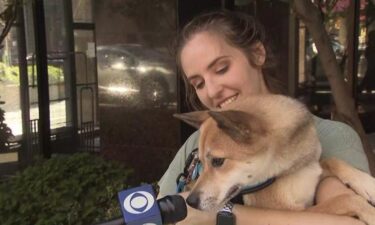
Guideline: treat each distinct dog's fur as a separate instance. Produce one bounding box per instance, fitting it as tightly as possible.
[175,94,375,225]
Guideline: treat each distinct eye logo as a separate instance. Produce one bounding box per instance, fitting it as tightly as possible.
[123,191,155,214]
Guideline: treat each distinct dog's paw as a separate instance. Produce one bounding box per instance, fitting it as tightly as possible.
[335,165,375,206]
[343,172,375,206]
[358,203,375,225]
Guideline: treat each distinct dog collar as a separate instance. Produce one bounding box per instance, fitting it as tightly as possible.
[240,177,276,194]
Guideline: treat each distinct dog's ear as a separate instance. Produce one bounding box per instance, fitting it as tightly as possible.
[208,110,259,143]
[173,111,210,129]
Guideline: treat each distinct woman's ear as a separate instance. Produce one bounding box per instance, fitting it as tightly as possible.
[252,42,266,66]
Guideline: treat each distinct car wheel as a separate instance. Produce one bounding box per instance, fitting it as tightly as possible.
[140,77,168,108]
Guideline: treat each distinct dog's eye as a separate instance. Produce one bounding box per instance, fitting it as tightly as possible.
[211,157,225,168]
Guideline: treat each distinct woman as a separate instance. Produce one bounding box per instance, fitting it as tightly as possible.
[159,10,370,225]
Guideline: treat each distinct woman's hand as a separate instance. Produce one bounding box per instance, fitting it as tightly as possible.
[306,176,367,225]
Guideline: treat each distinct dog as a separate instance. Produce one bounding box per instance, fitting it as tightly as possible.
[174,94,375,225]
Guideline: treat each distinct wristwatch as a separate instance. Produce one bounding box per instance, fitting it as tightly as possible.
[216,201,235,225]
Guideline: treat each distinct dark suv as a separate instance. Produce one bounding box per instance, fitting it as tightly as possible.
[97,44,176,108]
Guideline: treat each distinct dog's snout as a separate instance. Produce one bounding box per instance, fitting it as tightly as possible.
[186,192,201,209]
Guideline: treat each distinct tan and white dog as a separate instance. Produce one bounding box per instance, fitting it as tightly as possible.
[175,94,375,225]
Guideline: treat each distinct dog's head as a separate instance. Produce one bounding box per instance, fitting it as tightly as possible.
[174,94,321,211]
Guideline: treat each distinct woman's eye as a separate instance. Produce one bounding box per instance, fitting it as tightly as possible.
[216,66,228,74]
[211,157,225,168]
[194,81,204,90]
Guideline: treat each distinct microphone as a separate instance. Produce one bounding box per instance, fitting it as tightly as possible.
[95,184,187,225]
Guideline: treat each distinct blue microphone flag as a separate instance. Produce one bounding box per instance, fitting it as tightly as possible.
[118,184,162,225]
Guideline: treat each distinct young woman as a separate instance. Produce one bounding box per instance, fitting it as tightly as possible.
[158,10,370,225]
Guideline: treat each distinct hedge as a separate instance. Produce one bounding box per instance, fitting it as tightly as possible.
[0,153,133,225]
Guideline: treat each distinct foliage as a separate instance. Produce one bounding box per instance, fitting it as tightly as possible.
[316,0,350,16]
[0,0,20,47]
[0,98,13,151]
[0,153,133,225]
[0,62,64,84]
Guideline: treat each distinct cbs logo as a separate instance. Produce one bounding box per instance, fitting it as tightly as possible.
[123,191,155,214]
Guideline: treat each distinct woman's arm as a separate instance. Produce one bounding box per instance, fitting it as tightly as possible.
[176,178,365,225]
[233,204,364,225]
[176,202,363,225]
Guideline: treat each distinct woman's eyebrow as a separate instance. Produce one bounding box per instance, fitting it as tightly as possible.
[206,56,229,70]
[187,56,230,81]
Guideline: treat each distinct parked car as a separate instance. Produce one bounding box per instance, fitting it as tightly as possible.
[97,44,176,108]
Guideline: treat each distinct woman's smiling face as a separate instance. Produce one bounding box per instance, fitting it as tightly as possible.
[180,31,269,109]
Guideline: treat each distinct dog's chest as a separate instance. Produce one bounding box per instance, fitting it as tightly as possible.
[243,162,322,210]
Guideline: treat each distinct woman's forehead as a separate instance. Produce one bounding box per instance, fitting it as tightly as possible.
[181,32,235,76]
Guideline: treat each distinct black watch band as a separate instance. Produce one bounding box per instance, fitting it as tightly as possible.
[216,202,235,225]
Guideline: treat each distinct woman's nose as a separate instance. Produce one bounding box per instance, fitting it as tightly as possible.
[205,78,223,99]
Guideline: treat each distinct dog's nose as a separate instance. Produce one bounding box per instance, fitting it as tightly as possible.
[186,192,201,209]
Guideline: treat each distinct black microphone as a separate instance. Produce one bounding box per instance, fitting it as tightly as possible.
[94,185,187,225]
[158,195,187,224]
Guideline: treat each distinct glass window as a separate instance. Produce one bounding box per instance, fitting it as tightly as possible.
[72,0,93,23]
[94,0,178,184]
[357,0,375,133]
[0,28,20,162]
[74,30,96,84]
[74,30,98,128]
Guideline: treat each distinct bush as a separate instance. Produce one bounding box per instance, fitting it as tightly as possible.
[0,62,64,84]
[0,98,13,151]
[0,153,133,225]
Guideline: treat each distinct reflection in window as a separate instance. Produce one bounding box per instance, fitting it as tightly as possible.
[72,0,93,23]
[0,29,22,137]
[0,28,20,165]
[94,0,178,185]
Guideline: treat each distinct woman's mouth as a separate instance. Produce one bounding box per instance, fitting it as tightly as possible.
[218,94,238,108]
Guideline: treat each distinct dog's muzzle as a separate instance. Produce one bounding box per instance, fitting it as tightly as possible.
[186,191,201,209]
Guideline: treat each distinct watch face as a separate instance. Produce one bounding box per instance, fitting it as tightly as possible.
[216,212,235,225]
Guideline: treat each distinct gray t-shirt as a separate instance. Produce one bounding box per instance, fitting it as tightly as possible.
[158,116,370,197]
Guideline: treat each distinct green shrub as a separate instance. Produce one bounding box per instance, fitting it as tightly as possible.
[0,153,133,225]
[0,98,13,151]
[0,62,64,84]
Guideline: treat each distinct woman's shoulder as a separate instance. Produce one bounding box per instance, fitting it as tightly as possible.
[312,115,360,148]
[174,130,200,162]
[312,116,364,145]
[313,115,353,133]
[187,130,200,143]
[158,130,201,197]
[184,130,200,153]
[312,115,370,172]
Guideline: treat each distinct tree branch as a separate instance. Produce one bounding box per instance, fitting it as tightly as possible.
[0,0,19,48]
[291,0,375,175]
